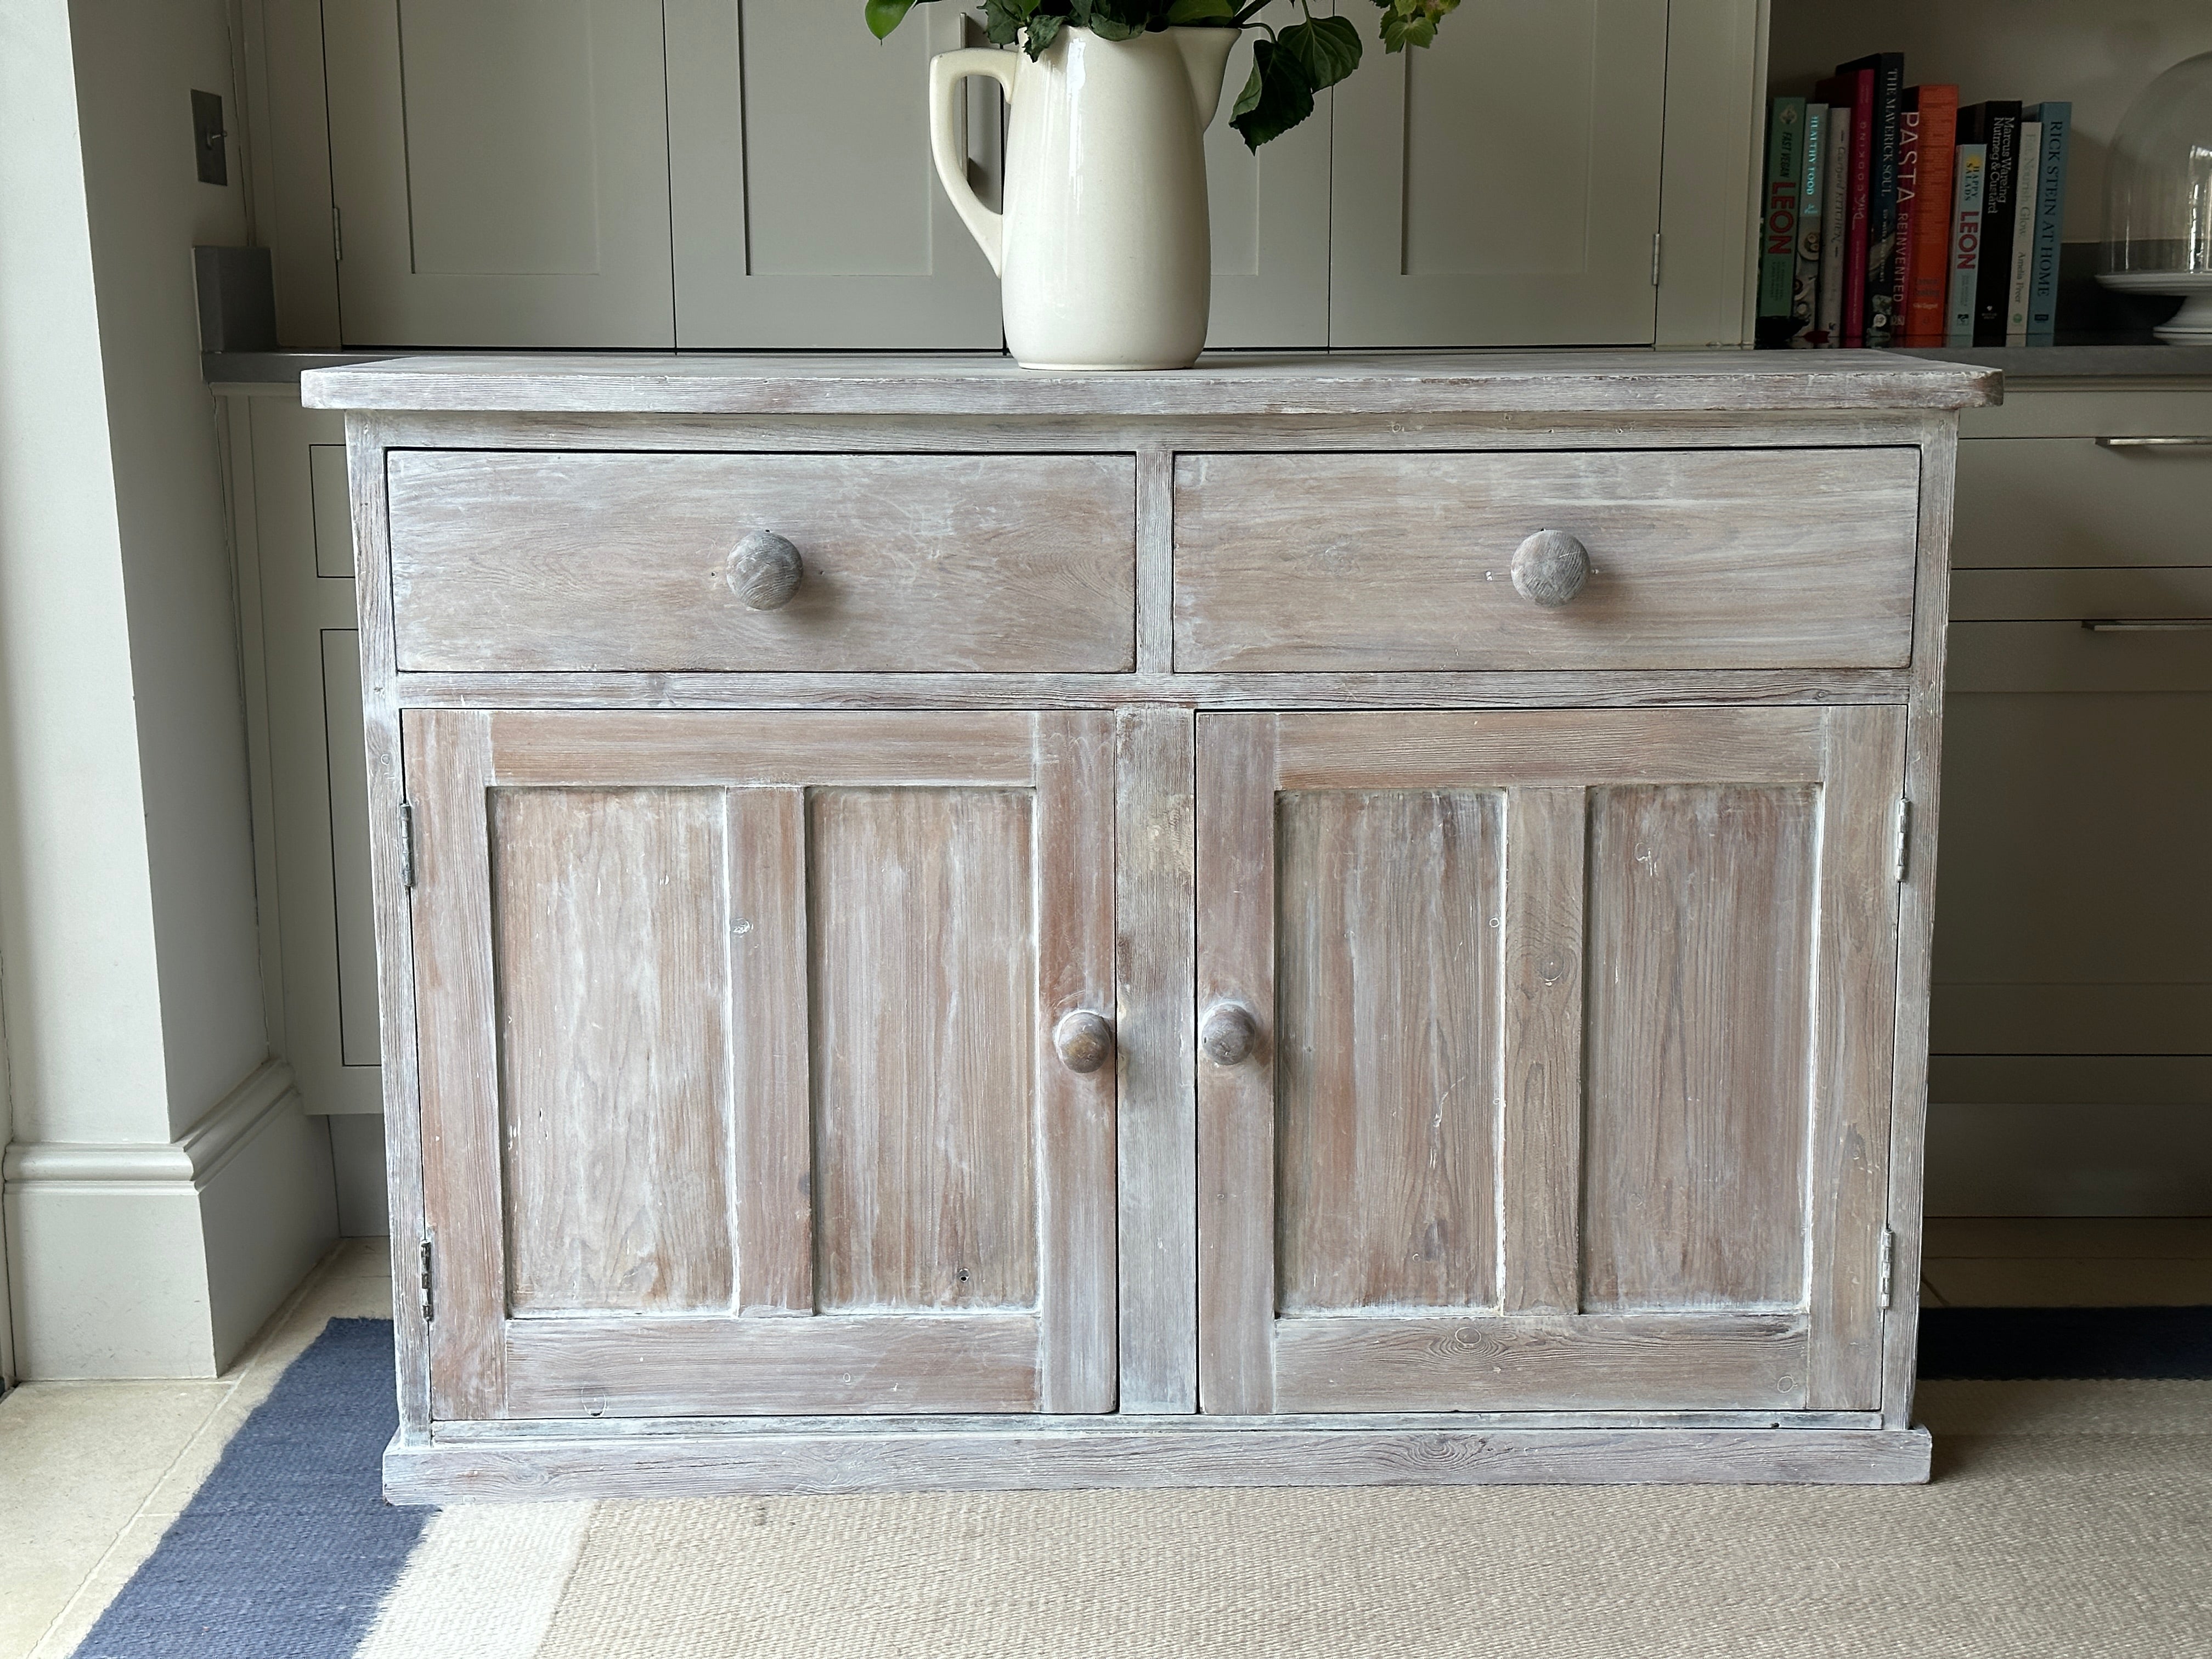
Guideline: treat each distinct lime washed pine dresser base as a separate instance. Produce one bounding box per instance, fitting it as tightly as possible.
[300,351,1999,1501]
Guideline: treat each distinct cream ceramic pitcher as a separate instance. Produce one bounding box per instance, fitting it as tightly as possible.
[929,26,1237,370]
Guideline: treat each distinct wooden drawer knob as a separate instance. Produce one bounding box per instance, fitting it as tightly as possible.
[1200,1003,1259,1066]
[728,530,804,610]
[1053,1010,1115,1074]
[1511,529,1590,607]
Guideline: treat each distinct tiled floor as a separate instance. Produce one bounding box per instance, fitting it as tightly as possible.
[2,1221,2209,1659]
[0,1239,396,1659]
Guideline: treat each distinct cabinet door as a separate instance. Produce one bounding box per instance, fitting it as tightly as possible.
[405,710,1114,1419]
[1202,1,1331,348]
[1196,708,1905,1414]
[665,1,1002,348]
[322,0,675,346]
[1327,0,1668,346]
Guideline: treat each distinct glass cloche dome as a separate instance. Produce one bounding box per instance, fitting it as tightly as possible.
[2100,50,2212,342]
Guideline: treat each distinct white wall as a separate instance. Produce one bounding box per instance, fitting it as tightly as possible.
[1768,0,2212,244]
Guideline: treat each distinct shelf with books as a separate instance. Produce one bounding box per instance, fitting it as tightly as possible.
[1758,64,2070,349]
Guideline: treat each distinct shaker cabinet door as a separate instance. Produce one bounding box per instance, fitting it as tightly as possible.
[405,710,1115,1420]
[321,0,676,347]
[665,0,1003,348]
[1195,708,1905,1415]
[1326,0,1668,346]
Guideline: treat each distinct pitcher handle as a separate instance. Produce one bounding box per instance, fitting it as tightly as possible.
[929,48,1017,277]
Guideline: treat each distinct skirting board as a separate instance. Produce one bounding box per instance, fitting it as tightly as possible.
[385,1425,1933,1504]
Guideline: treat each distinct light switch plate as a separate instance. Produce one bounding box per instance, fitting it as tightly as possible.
[191,88,227,186]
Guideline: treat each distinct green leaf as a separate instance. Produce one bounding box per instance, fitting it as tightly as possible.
[1370,0,1457,53]
[1023,9,1066,54]
[1228,36,1316,150]
[865,0,922,39]
[983,0,1037,45]
[1276,13,1359,89]
[1076,0,1149,38]
[1165,0,1235,22]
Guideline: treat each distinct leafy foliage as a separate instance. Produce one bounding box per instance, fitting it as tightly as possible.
[867,1,1452,146]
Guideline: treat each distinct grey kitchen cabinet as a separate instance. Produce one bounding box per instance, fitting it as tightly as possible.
[218,388,383,1118]
[256,0,1764,351]
[1929,387,2212,1216]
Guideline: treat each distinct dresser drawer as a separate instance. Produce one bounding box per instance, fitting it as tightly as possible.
[387,452,1137,673]
[1172,448,1921,672]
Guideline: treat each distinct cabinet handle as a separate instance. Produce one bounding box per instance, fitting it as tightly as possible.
[1052,1010,1115,1075]
[2094,436,2212,449]
[727,530,804,611]
[1199,1003,1259,1067]
[1511,529,1590,607]
[2081,618,2212,631]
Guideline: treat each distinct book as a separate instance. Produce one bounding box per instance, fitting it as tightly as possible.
[1816,101,1851,347]
[1838,54,1906,345]
[1818,70,1876,346]
[1902,86,1960,345]
[2025,101,2071,341]
[2006,119,2042,343]
[1791,104,1826,346]
[1893,101,1920,349]
[1757,98,1805,346]
[1963,100,2022,346]
[1946,142,1986,347]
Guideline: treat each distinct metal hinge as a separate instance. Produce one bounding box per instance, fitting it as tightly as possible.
[1651,232,1662,287]
[331,204,343,264]
[1893,798,1912,882]
[419,1238,435,1324]
[1876,1226,1895,1310]
[399,800,416,890]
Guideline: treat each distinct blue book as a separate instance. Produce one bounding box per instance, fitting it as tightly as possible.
[2025,101,2070,342]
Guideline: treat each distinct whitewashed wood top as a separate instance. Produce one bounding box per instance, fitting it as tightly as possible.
[300,350,2000,416]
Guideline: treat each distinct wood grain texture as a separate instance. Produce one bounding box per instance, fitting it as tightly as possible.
[383,1426,1933,1504]
[1270,1314,1808,1413]
[1033,712,1118,1412]
[1195,713,1278,1414]
[1808,705,1908,1410]
[301,349,1999,416]
[1275,790,1502,1312]
[1135,444,1175,675]
[1174,448,1921,672]
[1498,788,1587,1315]
[728,788,811,1314]
[386,450,1136,673]
[404,709,505,1420]
[1582,783,1819,1313]
[485,710,1034,787]
[494,786,733,1314]
[1274,708,1827,789]
[501,1314,1041,1418]
[809,786,1038,1312]
[1115,708,1198,1413]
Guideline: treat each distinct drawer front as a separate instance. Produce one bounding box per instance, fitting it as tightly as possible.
[1172,448,1921,672]
[1954,434,2212,569]
[387,452,1137,673]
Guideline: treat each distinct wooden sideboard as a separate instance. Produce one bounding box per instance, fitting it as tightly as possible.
[301,351,1996,1500]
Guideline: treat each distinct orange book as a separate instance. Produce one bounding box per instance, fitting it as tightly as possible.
[1903,84,1959,345]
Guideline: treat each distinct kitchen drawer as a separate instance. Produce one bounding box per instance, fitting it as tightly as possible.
[1954,435,2212,569]
[386,452,1137,673]
[1172,448,1921,672]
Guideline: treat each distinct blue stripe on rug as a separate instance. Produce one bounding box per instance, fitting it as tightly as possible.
[72,1318,426,1659]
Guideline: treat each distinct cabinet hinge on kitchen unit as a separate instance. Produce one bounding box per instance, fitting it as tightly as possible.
[1651,232,1662,287]
[399,800,416,890]
[1877,1227,1895,1309]
[1893,798,1912,882]
[331,205,343,263]
[419,1238,435,1324]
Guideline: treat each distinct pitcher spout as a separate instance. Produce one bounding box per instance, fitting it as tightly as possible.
[1173,26,1239,131]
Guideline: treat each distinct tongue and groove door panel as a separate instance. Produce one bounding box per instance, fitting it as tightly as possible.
[1195,707,1906,1414]
[405,708,1115,1420]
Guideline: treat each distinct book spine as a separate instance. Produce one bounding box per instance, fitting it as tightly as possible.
[1972,106,2021,346]
[2027,103,2070,341]
[1946,144,1985,347]
[1817,105,1851,347]
[1844,75,1874,346]
[1792,105,1826,346]
[1756,98,1805,346]
[1861,58,1906,345]
[1905,89,1959,344]
[1893,106,1920,348]
[2006,120,2042,343]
